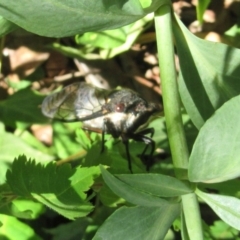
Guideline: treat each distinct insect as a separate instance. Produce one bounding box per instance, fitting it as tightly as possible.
[41,82,161,172]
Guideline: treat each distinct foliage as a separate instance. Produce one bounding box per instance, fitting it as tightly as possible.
[0,0,240,240]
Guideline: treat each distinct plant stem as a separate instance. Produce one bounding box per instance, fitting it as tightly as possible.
[154,4,204,240]
[0,36,5,73]
[182,193,204,240]
[154,4,188,179]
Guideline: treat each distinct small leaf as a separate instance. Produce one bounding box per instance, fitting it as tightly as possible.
[7,199,44,219]
[6,156,100,219]
[196,0,211,24]
[196,189,240,231]
[93,204,181,240]
[210,220,239,239]
[189,95,240,183]
[0,214,41,240]
[53,122,83,159]
[116,173,193,197]
[100,166,169,206]
[0,122,53,184]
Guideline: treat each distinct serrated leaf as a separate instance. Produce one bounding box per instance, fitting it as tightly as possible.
[173,14,240,129]
[100,166,169,206]
[93,204,181,240]
[116,173,193,197]
[0,0,165,37]
[189,96,240,183]
[0,214,41,240]
[196,189,240,231]
[6,156,100,219]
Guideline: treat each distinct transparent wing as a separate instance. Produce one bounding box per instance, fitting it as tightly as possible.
[41,82,109,122]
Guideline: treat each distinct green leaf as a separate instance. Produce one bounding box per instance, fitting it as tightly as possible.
[0,198,45,219]
[189,96,240,183]
[173,14,240,129]
[209,220,239,239]
[196,189,240,231]
[6,156,100,219]
[0,0,165,37]
[0,214,41,240]
[100,166,169,206]
[46,217,92,240]
[76,29,127,49]
[0,88,47,128]
[196,0,211,24]
[0,122,53,184]
[53,122,83,159]
[75,13,153,59]
[0,16,19,37]
[199,179,240,198]
[116,173,193,197]
[76,128,92,150]
[93,204,181,240]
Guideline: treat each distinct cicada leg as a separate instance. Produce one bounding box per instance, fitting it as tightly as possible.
[128,128,155,171]
[121,135,133,173]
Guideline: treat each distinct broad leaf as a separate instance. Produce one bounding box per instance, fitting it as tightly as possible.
[0,0,165,37]
[116,173,192,197]
[173,14,240,129]
[189,95,240,183]
[6,156,100,219]
[0,16,18,37]
[93,204,180,240]
[100,166,169,206]
[196,189,240,231]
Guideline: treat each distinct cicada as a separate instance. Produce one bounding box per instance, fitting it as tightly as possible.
[41,82,161,172]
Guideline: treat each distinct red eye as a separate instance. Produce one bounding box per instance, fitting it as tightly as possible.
[115,103,125,112]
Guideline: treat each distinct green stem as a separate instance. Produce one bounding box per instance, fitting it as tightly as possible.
[182,193,204,240]
[154,4,188,179]
[154,4,203,240]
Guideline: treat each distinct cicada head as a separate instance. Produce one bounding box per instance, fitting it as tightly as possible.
[101,89,161,134]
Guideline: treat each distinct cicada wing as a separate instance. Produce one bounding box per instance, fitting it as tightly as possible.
[41,82,108,122]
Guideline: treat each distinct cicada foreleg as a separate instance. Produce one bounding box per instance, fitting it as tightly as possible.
[121,135,133,174]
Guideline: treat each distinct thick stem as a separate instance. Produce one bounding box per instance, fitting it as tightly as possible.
[154,4,188,179]
[182,193,204,240]
[154,4,203,240]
